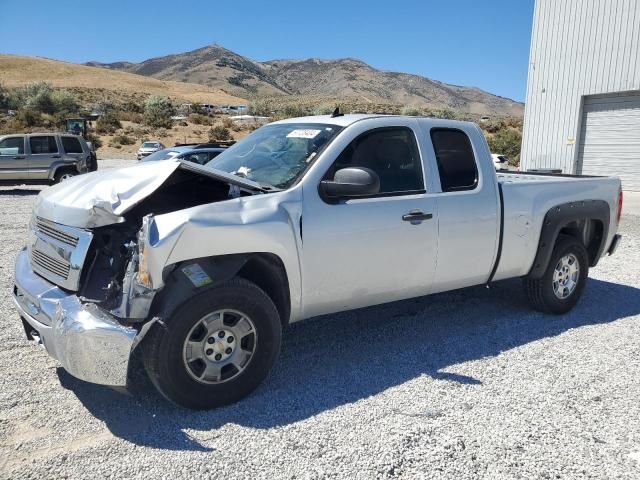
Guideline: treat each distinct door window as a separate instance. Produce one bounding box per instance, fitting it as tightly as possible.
[326,127,424,195]
[61,136,83,153]
[430,129,478,192]
[30,136,59,154]
[0,137,25,155]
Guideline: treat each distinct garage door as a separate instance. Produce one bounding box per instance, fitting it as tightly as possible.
[577,91,640,191]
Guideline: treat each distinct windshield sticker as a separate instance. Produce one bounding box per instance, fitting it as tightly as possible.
[286,129,321,139]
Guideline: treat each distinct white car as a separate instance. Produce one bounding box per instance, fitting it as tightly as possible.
[137,141,165,160]
[492,153,510,170]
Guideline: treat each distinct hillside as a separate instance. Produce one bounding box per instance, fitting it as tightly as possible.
[88,44,523,117]
[0,54,245,106]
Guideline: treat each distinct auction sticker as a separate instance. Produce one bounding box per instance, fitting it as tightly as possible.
[182,263,213,287]
[287,129,321,139]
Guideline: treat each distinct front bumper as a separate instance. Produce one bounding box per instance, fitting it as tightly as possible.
[13,248,142,386]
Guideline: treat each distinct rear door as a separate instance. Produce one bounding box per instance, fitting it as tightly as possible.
[0,136,28,180]
[60,135,85,166]
[27,135,61,179]
[422,125,500,292]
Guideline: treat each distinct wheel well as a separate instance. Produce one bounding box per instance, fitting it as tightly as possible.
[151,253,291,327]
[236,253,291,326]
[558,218,604,265]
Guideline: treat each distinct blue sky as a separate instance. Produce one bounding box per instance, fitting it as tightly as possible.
[0,0,535,101]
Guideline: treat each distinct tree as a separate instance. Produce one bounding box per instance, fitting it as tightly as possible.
[143,95,175,128]
[0,82,8,109]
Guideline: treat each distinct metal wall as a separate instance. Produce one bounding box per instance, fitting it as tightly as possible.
[521,0,640,173]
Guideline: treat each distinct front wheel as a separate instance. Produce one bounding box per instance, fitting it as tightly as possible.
[523,236,589,314]
[142,277,282,409]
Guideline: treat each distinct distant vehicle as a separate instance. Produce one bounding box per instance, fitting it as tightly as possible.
[0,133,93,184]
[141,145,228,165]
[137,141,165,160]
[61,118,97,171]
[491,154,510,170]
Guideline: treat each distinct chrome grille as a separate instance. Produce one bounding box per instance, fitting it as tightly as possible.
[31,249,71,279]
[35,217,79,247]
[28,217,93,291]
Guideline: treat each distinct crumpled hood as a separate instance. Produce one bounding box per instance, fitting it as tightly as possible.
[35,160,181,228]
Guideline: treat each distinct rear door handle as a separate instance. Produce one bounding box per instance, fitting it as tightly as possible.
[402,211,433,222]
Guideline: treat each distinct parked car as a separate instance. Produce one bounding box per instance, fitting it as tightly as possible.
[136,141,165,160]
[13,114,623,409]
[0,133,93,184]
[492,153,511,170]
[141,145,227,164]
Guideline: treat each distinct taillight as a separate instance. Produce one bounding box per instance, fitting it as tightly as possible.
[616,189,623,225]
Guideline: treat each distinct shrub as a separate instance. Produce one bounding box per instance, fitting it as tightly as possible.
[433,108,457,120]
[15,109,42,127]
[222,117,234,129]
[0,83,8,109]
[96,111,122,134]
[51,90,79,116]
[401,106,422,116]
[208,125,231,141]
[188,113,211,125]
[85,132,102,150]
[111,133,134,145]
[143,95,175,128]
[118,111,143,123]
[248,99,271,117]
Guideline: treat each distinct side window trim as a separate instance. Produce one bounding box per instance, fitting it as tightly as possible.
[429,127,479,193]
[320,126,426,202]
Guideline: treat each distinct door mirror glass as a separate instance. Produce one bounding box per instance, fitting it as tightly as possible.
[320,167,380,199]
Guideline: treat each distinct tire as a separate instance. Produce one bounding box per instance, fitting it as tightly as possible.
[523,236,589,314]
[142,277,282,409]
[54,170,77,183]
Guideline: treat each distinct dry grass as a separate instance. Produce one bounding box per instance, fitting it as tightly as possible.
[0,54,246,105]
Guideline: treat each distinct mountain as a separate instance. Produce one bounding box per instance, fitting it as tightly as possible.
[0,54,245,106]
[88,45,523,116]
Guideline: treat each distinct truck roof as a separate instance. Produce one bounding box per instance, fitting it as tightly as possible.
[271,114,476,129]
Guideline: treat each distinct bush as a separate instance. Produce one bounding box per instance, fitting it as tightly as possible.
[401,106,422,116]
[486,128,522,166]
[433,108,457,120]
[96,111,122,134]
[143,95,175,128]
[85,132,102,150]
[188,113,211,125]
[0,83,9,109]
[111,133,134,145]
[15,109,42,127]
[248,99,271,117]
[118,111,143,123]
[222,117,234,129]
[208,125,231,141]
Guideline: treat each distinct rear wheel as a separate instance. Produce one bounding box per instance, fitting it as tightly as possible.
[523,236,589,314]
[142,277,282,409]
[54,170,77,183]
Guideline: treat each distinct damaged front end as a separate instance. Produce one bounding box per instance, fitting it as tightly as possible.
[14,160,271,386]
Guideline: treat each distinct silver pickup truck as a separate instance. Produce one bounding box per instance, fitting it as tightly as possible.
[13,114,623,409]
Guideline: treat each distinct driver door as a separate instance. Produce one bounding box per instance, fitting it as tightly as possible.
[301,121,439,318]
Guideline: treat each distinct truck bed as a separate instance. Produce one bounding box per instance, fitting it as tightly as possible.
[492,170,621,282]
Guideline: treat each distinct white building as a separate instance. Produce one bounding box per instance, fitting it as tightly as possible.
[521,0,640,191]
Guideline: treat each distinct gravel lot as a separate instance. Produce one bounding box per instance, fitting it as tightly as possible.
[1,160,639,479]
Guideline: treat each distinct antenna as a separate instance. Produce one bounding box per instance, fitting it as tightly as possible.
[331,107,344,118]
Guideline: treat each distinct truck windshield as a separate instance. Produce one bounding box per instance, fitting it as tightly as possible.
[206,123,342,189]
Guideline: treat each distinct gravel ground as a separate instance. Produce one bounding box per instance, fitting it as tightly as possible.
[1,161,639,479]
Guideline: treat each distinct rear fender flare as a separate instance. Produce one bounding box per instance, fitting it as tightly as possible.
[527,200,610,279]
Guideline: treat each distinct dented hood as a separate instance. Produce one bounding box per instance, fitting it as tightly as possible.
[35,160,272,228]
[35,160,181,228]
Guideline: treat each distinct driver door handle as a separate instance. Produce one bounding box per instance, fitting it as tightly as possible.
[402,211,433,222]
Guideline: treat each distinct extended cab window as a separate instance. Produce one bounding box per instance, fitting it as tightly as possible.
[430,129,478,192]
[0,137,25,155]
[30,136,59,154]
[61,136,83,154]
[328,127,424,194]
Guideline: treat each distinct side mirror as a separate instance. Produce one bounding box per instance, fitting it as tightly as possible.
[320,167,380,199]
